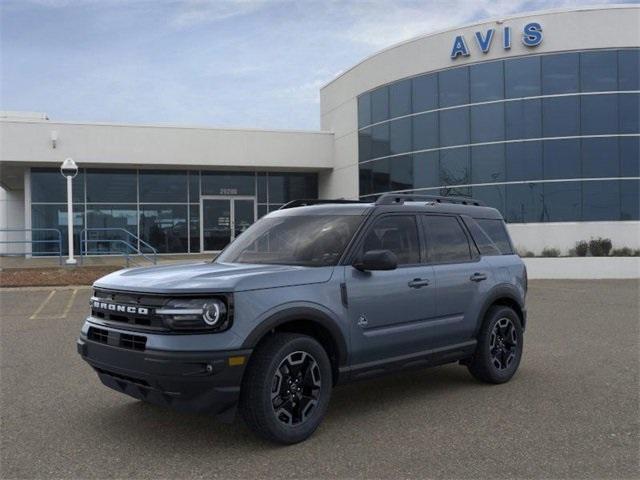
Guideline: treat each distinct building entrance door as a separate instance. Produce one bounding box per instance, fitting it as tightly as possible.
[201,196,256,252]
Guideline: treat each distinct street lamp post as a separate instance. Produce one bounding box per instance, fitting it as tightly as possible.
[60,158,78,265]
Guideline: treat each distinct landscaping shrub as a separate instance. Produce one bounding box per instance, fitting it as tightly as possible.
[610,247,640,257]
[541,247,561,257]
[574,240,589,257]
[589,237,612,257]
[517,248,535,258]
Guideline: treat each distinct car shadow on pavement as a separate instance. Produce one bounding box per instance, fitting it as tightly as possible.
[91,363,485,449]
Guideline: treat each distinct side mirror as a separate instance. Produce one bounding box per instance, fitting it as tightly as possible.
[353,249,398,271]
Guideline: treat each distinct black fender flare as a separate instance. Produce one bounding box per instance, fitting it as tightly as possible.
[475,283,526,335]
[241,306,349,367]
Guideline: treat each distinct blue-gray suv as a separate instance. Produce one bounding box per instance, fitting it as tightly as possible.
[77,194,527,444]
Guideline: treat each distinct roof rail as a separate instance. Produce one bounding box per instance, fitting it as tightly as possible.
[375,193,485,206]
[279,199,369,210]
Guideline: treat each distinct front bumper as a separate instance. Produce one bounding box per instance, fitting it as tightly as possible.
[77,331,251,420]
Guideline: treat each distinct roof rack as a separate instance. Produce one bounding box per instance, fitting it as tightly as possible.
[279,199,369,210]
[375,193,485,206]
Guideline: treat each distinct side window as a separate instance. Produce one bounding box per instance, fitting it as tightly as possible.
[423,215,472,263]
[360,215,420,265]
[462,217,501,256]
[476,219,514,254]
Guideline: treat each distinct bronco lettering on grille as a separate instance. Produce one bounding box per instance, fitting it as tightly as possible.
[92,300,149,316]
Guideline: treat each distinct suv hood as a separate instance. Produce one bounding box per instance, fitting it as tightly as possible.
[93,261,334,294]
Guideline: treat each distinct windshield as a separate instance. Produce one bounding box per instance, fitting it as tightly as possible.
[216,214,363,266]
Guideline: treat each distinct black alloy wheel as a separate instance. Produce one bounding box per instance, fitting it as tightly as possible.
[271,351,322,426]
[489,317,519,371]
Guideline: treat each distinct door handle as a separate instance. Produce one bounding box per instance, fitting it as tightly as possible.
[408,278,431,288]
[470,272,488,282]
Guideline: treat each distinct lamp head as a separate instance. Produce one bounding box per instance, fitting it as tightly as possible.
[60,157,78,178]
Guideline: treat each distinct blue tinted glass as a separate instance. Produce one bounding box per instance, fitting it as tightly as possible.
[391,155,413,191]
[189,204,200,252]
[371,87,389,123]
[389,117,412,155]
[505,99,542,140]
[581,51,617,92]
[267,173,317,204]
[543,181,581,221]
[471,144,505,183]
[541,53,579,94]
[359,128,372,162]
[506,142,543,181]
[139,170,187,203]
[413,152,439,189]
[390,79,412,118]
[139,205,188,253]
[544,139,580,180]
[372,159,390,193]
[506,183,543,223]
[86,205,138,251]
[439,108,469,147]
[257,172,267,203]
[581,94,618,135]
[412,73,438,112]
[505,57,540,98]
[189,171,200,202]
[582,137,619,178]
[31,168,85,203]
[621,179,640,220]
[440,148,470,186]
[371,123,390,158]
[619,92,640,134]
[472,184,505,213]
[86,169,136,203]
[620,137,640,177]
[542,96,579,137]
[412,112,438,150]
[583,180,620,221]
[439,67,469,107]
[619,49,640,90]
[470,103,504,143]
[470,61,504,102]
[257,204,268,219]
[31,204,84,255]
[202,172,254,196]
[358,93,372,128]
[359,163,373,196]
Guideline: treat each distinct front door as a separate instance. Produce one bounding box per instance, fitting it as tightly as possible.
[346,214,437,366]
[201,196,256,252]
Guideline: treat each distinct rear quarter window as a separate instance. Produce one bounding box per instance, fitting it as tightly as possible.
[475,218,514,255]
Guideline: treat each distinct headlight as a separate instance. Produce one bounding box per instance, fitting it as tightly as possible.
[156,298,230,331]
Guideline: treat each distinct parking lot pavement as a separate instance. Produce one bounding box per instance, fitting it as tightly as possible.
[1,280,638,479]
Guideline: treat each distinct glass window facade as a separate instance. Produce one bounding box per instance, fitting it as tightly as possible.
[357,48,640,223]
[31,168,317,255]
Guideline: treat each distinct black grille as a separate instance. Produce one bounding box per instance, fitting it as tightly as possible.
[87,326,147,351]
[88,326,108,344]
[120,333,146,351]
[91,289,167,330]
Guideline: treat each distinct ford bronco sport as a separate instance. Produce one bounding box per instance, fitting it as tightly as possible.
[78,194,527,444]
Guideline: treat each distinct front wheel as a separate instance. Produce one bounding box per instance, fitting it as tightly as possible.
[467,306,523,384]
[240,333,332,444]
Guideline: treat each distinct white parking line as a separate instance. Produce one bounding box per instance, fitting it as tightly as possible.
[29,290,56,320]
[57,289,78,319]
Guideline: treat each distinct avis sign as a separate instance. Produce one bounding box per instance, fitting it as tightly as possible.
[450,22,543,59]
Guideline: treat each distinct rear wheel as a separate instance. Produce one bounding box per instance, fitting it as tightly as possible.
[467,306,523,384]
[240,333,332,444]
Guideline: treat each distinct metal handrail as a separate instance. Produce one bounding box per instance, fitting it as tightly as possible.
[0,228,63,265]
[80,228,158,266]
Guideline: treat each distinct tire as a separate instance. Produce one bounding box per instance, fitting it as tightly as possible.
[240,333,332,444]
[467,306,523,384]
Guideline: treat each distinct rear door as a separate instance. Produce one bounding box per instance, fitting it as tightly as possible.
[345,214,437,365]
[421,214,493,346]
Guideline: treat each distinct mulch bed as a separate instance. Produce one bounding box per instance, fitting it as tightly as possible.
[0,266,121,287]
